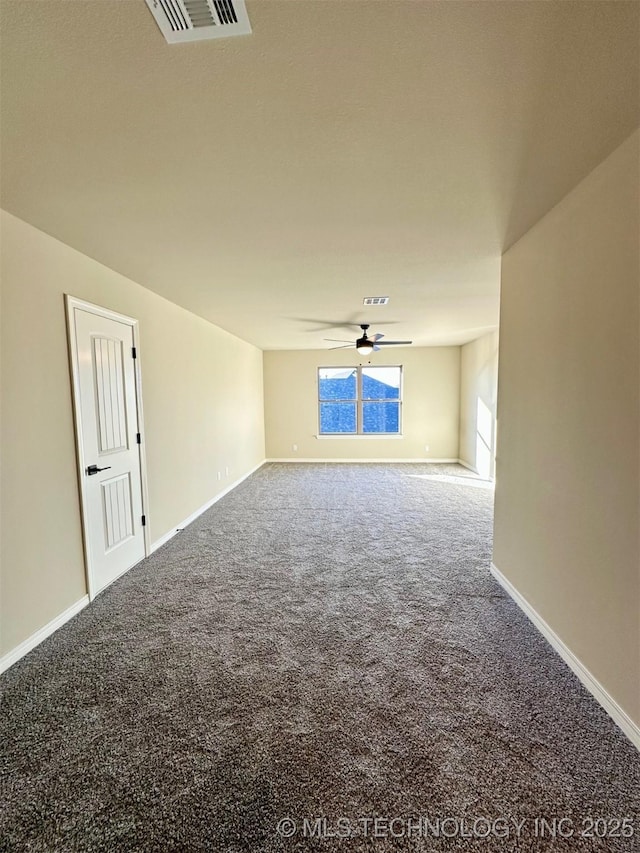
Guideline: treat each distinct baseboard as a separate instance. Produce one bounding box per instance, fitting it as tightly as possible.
[457,458,479,473]
[265,458,460,464]
[490,563,640,751]
[150,459,266,553]
[0,595,90,675]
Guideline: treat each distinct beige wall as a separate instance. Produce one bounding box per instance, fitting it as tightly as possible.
[0,211,265,657]
[493,130,640,725]
[459,332,499,478]
[264,346,460,460]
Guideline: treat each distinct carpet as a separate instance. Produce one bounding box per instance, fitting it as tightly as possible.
[1,463,638,852]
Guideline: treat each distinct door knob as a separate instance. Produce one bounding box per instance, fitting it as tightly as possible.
[86,464,112,476]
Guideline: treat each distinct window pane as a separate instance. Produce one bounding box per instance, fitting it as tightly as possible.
[362,401,400,433]
[320,402,356,433]
[319,368,356,401]
[361,366,401,400]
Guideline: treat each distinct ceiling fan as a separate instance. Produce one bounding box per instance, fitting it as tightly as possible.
[325,324,413,355]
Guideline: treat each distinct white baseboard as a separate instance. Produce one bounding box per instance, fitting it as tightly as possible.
[265,458,460,464]
[490,563,640,751]
[150,459,266,553]
[0,595,90,675]
[457,458,479,473]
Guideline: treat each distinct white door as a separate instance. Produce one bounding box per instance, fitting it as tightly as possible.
[67,298,147,597]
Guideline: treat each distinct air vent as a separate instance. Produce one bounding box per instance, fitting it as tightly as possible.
[145,0,251,44]
[363,296,390,306]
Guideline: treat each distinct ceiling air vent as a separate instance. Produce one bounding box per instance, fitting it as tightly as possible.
[363,296,390,306]
[145,0,251,44]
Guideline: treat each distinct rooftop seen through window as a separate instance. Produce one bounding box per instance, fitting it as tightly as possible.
[318,366,402,435]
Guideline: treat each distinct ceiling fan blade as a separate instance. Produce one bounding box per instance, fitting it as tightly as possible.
[292,318,361,332]
[328,344,354,350]
[375,340,413,346]
[373,345,381,351]
[372,333,384,341]
[324,338,353,343]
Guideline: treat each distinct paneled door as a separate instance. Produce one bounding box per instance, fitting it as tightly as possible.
[66,297,147,597]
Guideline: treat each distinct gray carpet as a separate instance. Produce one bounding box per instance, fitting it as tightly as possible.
[1,463,638,852]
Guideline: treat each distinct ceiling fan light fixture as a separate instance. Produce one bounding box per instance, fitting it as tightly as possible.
[356,337,374,354]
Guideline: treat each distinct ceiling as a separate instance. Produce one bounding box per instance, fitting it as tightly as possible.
[1,1,638,350]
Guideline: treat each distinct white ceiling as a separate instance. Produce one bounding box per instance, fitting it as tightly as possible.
[1,1,638,350]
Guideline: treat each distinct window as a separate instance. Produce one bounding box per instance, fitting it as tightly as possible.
[318,366,402,435]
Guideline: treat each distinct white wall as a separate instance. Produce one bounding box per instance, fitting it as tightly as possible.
[493,130,640,727]
[263,346,460,460]
[459,332,499,478]
[0,211,265,657]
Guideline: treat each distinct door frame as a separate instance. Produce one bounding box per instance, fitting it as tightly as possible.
[65,295,151,599]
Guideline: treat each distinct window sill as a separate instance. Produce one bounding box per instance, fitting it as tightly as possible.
[316,434,404,439]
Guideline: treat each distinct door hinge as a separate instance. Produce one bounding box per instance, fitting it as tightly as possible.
[132,346,137,359]
[136,433,141,444]
[141,514,146,527]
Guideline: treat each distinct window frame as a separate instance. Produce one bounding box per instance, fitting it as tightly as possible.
[317,365,403,436]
